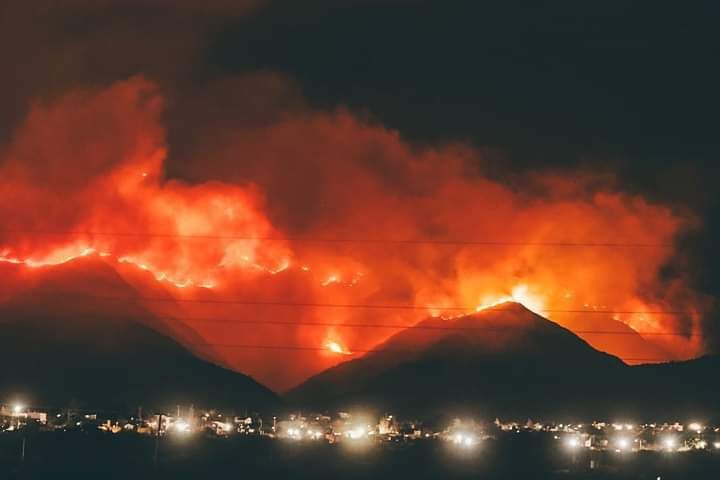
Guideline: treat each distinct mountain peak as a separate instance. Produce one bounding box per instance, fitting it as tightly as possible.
[286,305,627,416]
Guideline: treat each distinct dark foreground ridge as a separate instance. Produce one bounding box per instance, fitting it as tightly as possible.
[287,303,720,419]
[3,432,720,480]
[0,259,279,412]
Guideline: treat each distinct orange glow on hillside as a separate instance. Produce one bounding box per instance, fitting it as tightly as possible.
[325,341,352,355]
[0,77,707,390]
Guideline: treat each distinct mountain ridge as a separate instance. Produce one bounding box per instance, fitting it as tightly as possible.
[0,258,280,412]
[287,303,716,419]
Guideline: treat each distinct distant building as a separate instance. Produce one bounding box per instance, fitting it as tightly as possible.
[0,405,47,424]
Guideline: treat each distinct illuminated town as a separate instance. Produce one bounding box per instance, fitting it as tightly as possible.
[3,1,720,479]
[4,402,720,457]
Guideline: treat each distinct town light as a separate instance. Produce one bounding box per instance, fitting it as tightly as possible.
[565,437,580,449]
[713,442,720,450]
[452,433,476,448]
[12,404,24,414]
[616,437,630,451]
[688,422,704,433]
[663,436,676,451]
[348,427,366,440]
[174,421,190,433]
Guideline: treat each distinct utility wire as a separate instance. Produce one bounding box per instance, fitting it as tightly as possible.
[49,311,699,337]
[148,314,698,337]
[38,292,696,316]
[0,228,670,248]
[186,342,671,363]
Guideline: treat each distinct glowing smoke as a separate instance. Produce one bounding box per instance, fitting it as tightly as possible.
[0,77,706,390]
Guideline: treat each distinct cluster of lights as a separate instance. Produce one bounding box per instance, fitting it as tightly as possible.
[8,402,720,461]
[285,427,325,440]
[452,433,476,448]
[173,420,190,433]
[307,430,323,440]
[689,422,705,433]
[347,427,367,440]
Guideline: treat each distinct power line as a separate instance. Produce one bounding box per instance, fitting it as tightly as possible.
[39,292,696,316]
[149,314,698,337]
[186,342,671,363]
[49,310,698,337]
[0,228,670,248]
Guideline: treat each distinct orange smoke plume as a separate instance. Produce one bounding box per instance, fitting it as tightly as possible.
[0,76,706,390]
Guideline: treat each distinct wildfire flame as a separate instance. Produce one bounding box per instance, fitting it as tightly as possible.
[325,341,352,355]
[0,76,706,390]
[475,284,546,316]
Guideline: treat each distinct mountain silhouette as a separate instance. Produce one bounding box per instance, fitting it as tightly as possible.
[0,258,279,412]
[287,303,635,418]
[288,303,720,420]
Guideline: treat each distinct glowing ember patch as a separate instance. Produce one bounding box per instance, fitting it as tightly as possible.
[116,256,214,289]
[269,259,290,274]
[325,341,352,355]
[475,284,546,315]
[0,248,216,291]
[0,246,96,268]
[321,274,340,287]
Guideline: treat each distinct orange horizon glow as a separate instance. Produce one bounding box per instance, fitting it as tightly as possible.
[0,76,706,390]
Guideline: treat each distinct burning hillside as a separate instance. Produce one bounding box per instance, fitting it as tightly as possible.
[0,76,707,390]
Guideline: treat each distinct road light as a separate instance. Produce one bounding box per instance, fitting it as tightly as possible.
[452,433,476,448]
[565,437,580,450]
[174,421,190,433]
[688,422,704,433]
[12,404,24,414]
[348,427,366,440]
[616,437,630,451]
[662,436,676,451]
[564,436,581,465]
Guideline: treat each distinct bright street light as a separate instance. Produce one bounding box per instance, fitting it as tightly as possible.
[616,437,630,451]
[348,427,366,440]
[452,433,476,448]
[565,437,580,449]
[688,422,704,433]
[174,421,190,433]
[662,436,676,451]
